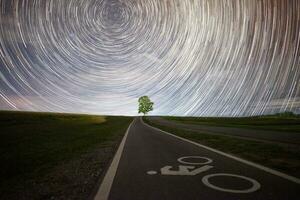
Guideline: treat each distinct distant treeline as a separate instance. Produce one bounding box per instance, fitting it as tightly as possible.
[273,111,299,117]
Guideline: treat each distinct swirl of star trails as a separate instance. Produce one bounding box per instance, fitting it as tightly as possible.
[0,0,299,116]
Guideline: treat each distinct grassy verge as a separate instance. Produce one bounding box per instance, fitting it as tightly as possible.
[0,111,132,200]
[144,117,300,178]
[163,114,300,133]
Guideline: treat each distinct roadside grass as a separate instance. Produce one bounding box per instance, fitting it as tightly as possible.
[144,117,300,178]
[0,111,132,200]
[163,114,300,133]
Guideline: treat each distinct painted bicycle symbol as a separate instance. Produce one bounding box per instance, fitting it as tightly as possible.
[147,156,261,194]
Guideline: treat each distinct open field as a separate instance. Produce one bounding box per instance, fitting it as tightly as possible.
[164,113,300,133]
[144,117,300,178]
[0,111,132,200]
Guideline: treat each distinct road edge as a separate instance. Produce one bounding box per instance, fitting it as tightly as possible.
[141,117,300,185]
[94,119,134,200]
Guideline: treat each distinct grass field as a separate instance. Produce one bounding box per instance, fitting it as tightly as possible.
[164,113,300,133]
[0,111,132,200]
[144,117,300,178]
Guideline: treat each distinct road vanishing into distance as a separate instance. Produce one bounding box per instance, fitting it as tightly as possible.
[95,118,300,200]
[148,117,300,145]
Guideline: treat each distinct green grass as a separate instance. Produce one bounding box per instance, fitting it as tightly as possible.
[144,117,300,178]
[163,113,300,133]
[0,111,132,199]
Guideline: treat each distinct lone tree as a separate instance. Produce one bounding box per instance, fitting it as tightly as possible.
[138,96,154,115]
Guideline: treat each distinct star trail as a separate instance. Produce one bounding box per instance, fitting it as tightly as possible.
[0,0,299,116]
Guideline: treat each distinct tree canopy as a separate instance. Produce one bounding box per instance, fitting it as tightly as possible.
[138,96,154,115]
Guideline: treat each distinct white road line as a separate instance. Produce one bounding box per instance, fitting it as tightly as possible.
[141,117,300,185]
[94,120,134,200]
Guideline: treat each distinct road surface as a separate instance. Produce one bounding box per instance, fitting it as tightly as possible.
[95,117,300,200]
[148,117,300,145]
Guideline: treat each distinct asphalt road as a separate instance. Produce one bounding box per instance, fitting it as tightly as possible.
[97,117,300,200]
[148,117,300,145]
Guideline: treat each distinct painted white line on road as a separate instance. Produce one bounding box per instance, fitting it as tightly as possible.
[141,117,300,185]
[94,120,134,200]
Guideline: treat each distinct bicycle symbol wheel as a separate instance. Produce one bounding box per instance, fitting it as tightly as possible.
[177,156,213,165]
[202,173,261,193]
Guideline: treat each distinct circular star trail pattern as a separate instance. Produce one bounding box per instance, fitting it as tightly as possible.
[0,0,299,116]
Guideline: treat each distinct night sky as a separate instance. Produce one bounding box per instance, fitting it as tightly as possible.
[0,0,299,116]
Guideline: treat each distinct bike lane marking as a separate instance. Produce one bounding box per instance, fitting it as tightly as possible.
[147,155,261,194]
[178,156,212,165]
[202,173,261,193]
[141,117,300,185]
